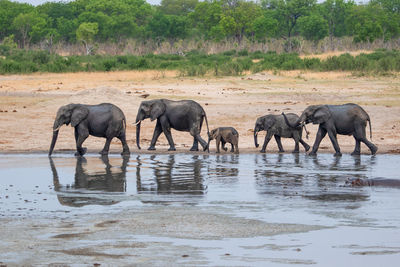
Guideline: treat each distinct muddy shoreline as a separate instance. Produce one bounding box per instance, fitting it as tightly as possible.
[1,70,399,155]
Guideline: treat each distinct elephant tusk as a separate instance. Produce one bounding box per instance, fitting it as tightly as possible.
[53,126,61,132]
[133,120,141,126]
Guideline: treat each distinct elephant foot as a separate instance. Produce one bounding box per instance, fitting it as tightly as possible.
[121,150,130,156]
[147,146,156,151]
[223,147,228,151]
[234,150,239,154]
[278,150,285,153]
[75,147,87,156]
[168,147,176,151]
[216,151,220,153]
[308,151,317,156]
[190,147,199,151]
[351,151,361,156]
[304,145,311,152]
[202,144,209,152]
[260,149,266,153]
[334,152,342,157]
[230,149,234,153]
[371,145,378,155]
[99,150,109,155]
[292,150,300,154]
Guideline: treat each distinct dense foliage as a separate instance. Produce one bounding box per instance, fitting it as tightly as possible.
[1,45,399,75]
[0,0,399,50]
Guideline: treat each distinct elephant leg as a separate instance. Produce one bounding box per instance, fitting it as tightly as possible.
[190,126,208,151]
[309,126,327,156]
[74,128,87,155]
[327,129,342,156]
[274,135,285,153]
[234,136,239,154]
[215,136,221,153]
[230,143,234,152]
[300,138,310,152]
[160,119,175,151]
[222,140,228,151]
[260,131,273,153]
[149,121,163,151]
[190,137,199,151]
[118,133,130,155]
[100,137,113,155]
[292,134,300,153]
[355,125,378,155]
[351,135,361,156]
[75,127,89,156]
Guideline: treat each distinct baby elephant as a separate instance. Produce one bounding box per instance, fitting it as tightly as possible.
[208,127,239,154]
[254,113,310,153]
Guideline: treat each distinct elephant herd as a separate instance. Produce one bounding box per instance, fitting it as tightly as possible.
[48,100,378,157]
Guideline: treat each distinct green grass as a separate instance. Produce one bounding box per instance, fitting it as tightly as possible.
[0,46,399,75]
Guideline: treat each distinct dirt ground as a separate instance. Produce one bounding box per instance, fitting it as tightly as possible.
[0,69,399,154]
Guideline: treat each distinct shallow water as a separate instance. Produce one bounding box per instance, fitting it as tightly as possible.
[1,153,400,266]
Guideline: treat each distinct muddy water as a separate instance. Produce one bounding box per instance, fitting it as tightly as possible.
[0,153,399,266]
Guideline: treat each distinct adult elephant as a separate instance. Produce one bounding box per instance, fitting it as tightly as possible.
[49,103,130,156]
[134,99,209,152]
[254,113,310,153]
[283,103,377,156]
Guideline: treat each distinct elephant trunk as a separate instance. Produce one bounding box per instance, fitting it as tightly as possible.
[49,130,59,156]
[135,116,142,150]
[254,128,259,148]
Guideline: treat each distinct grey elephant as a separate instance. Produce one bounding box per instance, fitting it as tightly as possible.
[208,127,239,154]
[254,113,310,153]
[283,103,378,156]
[135,99,209,151]
[49,103,130,156]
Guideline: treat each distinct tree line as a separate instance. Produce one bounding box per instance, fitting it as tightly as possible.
[0,0,399,53]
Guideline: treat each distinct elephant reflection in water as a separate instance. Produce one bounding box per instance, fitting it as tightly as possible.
[49,155,129,207]
[136,154,206,194]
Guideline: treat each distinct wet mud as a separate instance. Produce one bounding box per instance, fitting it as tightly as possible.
[0,153,399,266]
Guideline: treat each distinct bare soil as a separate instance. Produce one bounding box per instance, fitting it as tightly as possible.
[0,70,399,154]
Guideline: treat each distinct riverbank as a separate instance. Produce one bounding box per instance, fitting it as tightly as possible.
[0,70,399,154]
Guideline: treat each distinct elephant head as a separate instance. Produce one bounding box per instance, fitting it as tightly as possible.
[135,100,166,149]
[254,116,276,148]
[207,128,219,147]
[283,105,330,128]
[49,104,89,156]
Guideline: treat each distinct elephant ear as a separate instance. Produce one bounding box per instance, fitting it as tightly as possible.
[71,106,89,127]
[264,116,276,130]
[150,101,166,121]
[313,107,331,124]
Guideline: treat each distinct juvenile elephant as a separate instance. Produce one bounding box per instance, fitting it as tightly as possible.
[283,103,378,156]
[254,114,310,153]
[208,127,239,154]
[49,103,130,156]
[135,99,209,151]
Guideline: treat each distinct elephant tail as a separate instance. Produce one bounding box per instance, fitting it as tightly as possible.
[368,116,372,140]
[203,111,210,153]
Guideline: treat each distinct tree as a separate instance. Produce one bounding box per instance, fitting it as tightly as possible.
[218,0,262,43]
[252,14,279,41]
[321,0,353,49]
[0,0,33,39]
[159,0,199,15]
[262,0,316,50]
[189,0,223,38]
[76,22,98,55]
[12,12,47,48]
[298,13,328,41]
